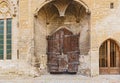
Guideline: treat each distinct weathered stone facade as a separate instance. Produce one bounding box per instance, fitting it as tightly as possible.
[0,0,120,77]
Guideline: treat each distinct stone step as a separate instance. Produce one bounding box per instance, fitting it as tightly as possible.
[0,75,119,83]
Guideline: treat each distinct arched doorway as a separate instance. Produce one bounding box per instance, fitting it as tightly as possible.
[34,0,90,75]
[47,28,80,73]
[99,39,120,74]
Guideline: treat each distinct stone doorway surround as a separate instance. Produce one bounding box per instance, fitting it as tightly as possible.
[33,0,91,76]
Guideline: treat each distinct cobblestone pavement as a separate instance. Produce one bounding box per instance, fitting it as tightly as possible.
[0,75,120,83]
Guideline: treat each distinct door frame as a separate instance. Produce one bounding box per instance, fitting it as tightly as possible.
[99,39,120,74]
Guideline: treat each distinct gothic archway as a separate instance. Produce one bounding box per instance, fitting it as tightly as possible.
[34,0,90,16]
[34,0,91,75]
[99,39,120,74]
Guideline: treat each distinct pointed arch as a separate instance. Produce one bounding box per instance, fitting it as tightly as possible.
[50,26,73,36]
[39,2,60,18]
[99,38,120,74]
[0,0,9,5]
[34,0,90,16]
[99,38,120,50]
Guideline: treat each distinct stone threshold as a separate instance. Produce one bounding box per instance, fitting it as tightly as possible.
[0,75,119,83]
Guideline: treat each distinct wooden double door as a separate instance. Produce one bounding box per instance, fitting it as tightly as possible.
[47,28,80,73]
[99,39,120,74]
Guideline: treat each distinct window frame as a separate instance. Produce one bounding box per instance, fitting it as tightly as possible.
[0,18,12,60]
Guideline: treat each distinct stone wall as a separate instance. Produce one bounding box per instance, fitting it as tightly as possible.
[18,0,120,76]
[91,0,120,76]
[1,0,119,77]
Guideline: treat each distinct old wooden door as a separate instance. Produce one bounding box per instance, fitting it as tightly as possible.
[99,39,120,74]
[47,28,80,73]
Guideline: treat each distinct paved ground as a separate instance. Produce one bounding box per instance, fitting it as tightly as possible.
[0,75,120,83]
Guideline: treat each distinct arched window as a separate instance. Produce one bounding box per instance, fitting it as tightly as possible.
[99,39,120,74]
[0,1,12,60]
